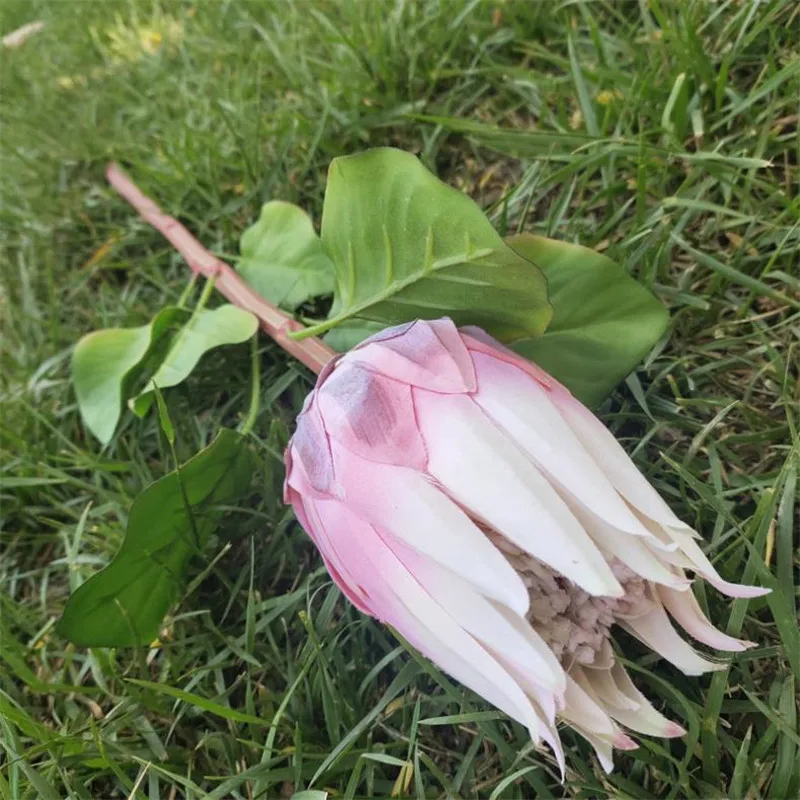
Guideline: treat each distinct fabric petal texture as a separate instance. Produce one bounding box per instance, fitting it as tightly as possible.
[285,317,767,776]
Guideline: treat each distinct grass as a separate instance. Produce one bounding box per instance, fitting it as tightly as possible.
[1,0,798,797]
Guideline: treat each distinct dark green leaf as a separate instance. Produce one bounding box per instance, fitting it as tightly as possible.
[126,679,266,725]
[72,307,187,444]
[152,383,175,446]
[131,305,258,416]
[772,676,798,799]
[297,148,551,341]
[409,114,771,169]
[729,726,753,800]
[56,429,253,647]
[506,233,669,406]
[238,200,336,310]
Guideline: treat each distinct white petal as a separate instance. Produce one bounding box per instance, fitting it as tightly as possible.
[540,720,566,779]
[564,670,639,773]
[607,662,686,738]
[400,613,544,738]
[579,729,615,773]
[490,602,568,705]
[471,353,651,536]
[619,600,726,675]
[569,504,692,589]
[629,515,685,551]
[581,666,639,711]
[664,528,770,599]
[331,445,530,615]
[315,498,545,738]
[415,390,623,598]
[556,396,690,530]
[391,545,565,694]
[561,672,615,735]
[583,638,615,671]
[504,665,559,728]
[657,585,755,651]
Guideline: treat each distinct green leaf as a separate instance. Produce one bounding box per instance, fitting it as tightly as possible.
[152,383,176,446]
[126,679,267,725]
[322,319,385,351]
[72,307,188,444]
[56,429,253,647]
[297,148,551,341]
[131,305,258,416]
[238,200,336,310]
[506,233,669,407]
[772,675,798,800]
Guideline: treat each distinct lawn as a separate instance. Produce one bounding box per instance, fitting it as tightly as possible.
[1,0,798,798]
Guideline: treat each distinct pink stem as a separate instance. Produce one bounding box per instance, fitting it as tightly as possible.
[106,163,335,375]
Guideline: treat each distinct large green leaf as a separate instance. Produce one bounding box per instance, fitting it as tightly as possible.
[238,200,336,310]
[506,233,669,406]
[296,148,551,341]
[56,429,253,647]
[72,307,188,445]
[131,304,258,416]
[322,319,385,352]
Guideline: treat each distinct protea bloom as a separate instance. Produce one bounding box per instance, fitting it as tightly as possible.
[283,317,768,773]
[104,165,766,774]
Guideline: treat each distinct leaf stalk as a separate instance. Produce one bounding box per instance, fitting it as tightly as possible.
[106,163,334,375]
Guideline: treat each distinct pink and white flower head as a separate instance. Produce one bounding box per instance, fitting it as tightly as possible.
[283,318,767,774]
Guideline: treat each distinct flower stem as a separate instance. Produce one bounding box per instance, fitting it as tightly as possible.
[106,163,335,375]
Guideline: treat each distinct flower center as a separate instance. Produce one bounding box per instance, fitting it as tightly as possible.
[491,536,648,667]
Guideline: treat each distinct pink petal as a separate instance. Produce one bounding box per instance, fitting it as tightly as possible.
[288,487,374,615]
[315,363,427,469]
[381,535,567,738]
[388,542,565,694]
[284,480,312,534]
[460,328,558,392]
[289,398,335,495]
[614,732,640,750]
[619,600,726,675]
[329,443,530,615]
[470,352,654,537]
[657,585,755,651]
[348,318,476,393]
[320,552,375,616]
[314,497,545,739]
[414,389,623,598]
